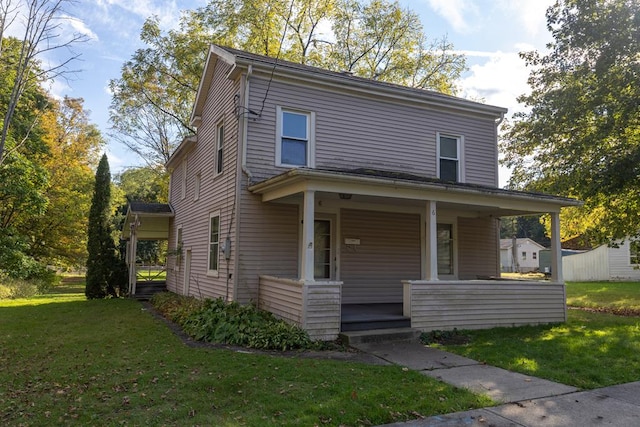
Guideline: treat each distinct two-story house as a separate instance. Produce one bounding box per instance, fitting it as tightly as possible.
[124,45,580,340]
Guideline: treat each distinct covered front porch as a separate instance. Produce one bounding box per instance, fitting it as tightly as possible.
[250,168,580,341]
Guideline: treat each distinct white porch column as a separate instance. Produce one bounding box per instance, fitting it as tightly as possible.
[128,229,138,295]
[425,200,438,281]
[300,190,315,282]
[550,211,563,283]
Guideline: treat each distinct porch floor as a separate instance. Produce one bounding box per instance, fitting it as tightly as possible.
[341,303,409,331]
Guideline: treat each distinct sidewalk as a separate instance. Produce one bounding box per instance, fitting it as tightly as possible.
[353,341,640,426]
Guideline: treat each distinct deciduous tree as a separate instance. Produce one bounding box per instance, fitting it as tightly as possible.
[0,0,87,164]
[502,0,640,244]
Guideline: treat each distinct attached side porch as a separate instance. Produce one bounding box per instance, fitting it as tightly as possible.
[121,202,174,298]
[249,168,579,341]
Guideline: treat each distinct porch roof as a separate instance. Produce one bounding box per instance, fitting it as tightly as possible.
[248,168,582,216]
[121,202,174,240]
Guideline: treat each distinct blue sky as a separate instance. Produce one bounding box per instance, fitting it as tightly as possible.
[16,0,555,184]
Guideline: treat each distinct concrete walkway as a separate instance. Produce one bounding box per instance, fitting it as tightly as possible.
[354,341,640,426]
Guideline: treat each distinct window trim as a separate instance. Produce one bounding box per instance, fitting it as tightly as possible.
[436,133,465,183]
[215,121,224,176]
[630,240,640,265]
[194,172,201,201]
[175,225,183,272]
[275,106,315,168]
[207,211,220,277]
[180,157,187,200]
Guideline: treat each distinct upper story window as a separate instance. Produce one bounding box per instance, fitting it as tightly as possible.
[276,106,315,168]
[216,122,224,175]
[437,133,463,183]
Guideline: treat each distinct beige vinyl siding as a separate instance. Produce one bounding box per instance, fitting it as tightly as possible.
[258,276,304,324]
[246,77,498,186]
[303,281,341,340]
[236,190,299,303]
[167,60,240,300]
[258,276,341,340]
[406,281,566,331]
[457,217,500,279]
[341,209,421,304]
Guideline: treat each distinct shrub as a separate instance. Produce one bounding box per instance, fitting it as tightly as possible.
[150,292,314,351]
[0,269,60,299]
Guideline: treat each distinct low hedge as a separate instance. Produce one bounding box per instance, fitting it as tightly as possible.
[150,292,315,351]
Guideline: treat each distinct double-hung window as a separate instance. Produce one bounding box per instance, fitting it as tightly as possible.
[437,133,463,182]
[208,212,220,275]
[630,240,640,265]
[216,122,224,175]
[276,107,314,167]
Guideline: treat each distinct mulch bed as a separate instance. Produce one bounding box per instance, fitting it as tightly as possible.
[138,301,390,365]
[568,305,640,317]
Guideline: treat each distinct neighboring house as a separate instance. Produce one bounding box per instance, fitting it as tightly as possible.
[563,239,640,282]
[123,45,580,340]
[500,238,546,273]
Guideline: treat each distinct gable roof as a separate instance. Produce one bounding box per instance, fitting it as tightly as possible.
[190,45,508,127]
[500,238,547,250]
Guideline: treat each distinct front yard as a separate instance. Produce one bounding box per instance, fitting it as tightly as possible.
[439,281,640,389]
[0,283,488,426]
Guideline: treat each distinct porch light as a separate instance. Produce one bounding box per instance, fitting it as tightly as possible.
[339,193,352,200]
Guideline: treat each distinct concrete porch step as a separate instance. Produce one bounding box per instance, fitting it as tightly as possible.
[339,327,422,346]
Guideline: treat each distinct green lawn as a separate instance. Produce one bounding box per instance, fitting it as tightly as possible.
[566,281,640,312]
[439,281,640,390]
[0,283,490,426]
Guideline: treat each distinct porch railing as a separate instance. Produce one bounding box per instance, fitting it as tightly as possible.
[258,275,342,341]
[403,280,566,331]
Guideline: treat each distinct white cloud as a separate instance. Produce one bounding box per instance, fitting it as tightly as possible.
[498,0,554,38]
[459,49,533,115]
[61,15,99,41]
[427,0,478,33]
[95,0,182,30]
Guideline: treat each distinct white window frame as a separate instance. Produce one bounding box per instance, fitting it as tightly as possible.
[207,211,220,277]
[175,225,183,272]
[630,240,640,265]
[436,222,458,279]
[215,121,224,176]
[275,106,315,168]
[181,157,187,200]
[194,172,201,201]
[436,133,465,183]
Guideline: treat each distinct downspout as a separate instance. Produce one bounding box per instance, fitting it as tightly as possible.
[495,111,505,188]
[233,65,254,303]
[241,64,254,185]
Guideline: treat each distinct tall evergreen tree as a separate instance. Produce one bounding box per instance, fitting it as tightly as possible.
[85,154,118,299]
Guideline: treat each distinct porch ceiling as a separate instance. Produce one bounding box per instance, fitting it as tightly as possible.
[122,202,174,240]
[248,168,582,217]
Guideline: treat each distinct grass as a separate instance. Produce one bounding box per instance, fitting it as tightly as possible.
[566,281,640,312]
[0,283,491,426]
[438,281,640,390]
